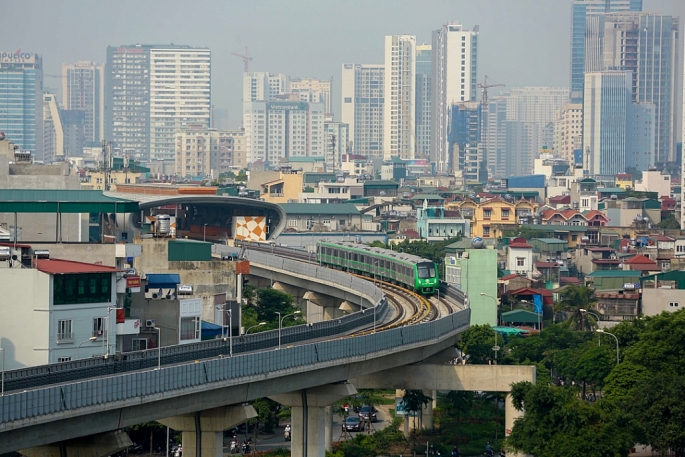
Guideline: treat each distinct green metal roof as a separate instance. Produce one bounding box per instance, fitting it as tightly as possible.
[588,270,641,278]
[501,309,541,324]
[286,156,324,162]
[364,180,399,188]
[639,270,685,287]
[532,238,568,244]
[519,224,588,233]
[411,194,445,200]
[598,187,626,193]
[279,203,360,215]
[303,172,336,184]
[0,190,139,213]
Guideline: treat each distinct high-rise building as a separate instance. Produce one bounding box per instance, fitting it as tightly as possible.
[415,44,432,160]
[583,71,633,176]
[432,23,478,173]
[242,72,289,102]
[384,35,416,160]
[569,0,642,103]
[0,52,43,159]
[324,117,349,169]
[626,103,656,172]
[226,129,247,170]
[448,102,481,181]
[585,12,679,164]
[244,100,325,165]
[43,93,63,163]
[556,104,583,164]
[290,78,333,115]
[341,63,385,159]
[175,126,237,177]
[211,107,230,130]
[61,110,85,157]
[484,97,508,177]
[106,44,211,161]
[62,61,105,145]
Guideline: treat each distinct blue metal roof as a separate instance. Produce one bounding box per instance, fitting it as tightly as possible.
[146,274,181,289]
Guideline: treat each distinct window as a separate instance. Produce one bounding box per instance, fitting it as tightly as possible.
[57,357,72,363]
[483,226,491,237]
[180,316,200,341]
[517,257,525,267]
[287,220,298,227]
[501,209,510,220]
[344,97,352,103]
[53,273,112,305]
[483,209,492,219]
[661,261,671,270]
[132,338,148,351]
[93,317,106,338]
[582,198,589,207]
[417,262,436,279]
[322,218,331,226]
[57,319,73,342]
[339,219,346,227]
[669,302,679,308]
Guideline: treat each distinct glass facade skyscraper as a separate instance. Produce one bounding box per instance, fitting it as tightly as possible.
[0,53,43,159]
[569,0,642,103]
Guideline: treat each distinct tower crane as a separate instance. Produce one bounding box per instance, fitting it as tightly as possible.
[477,75,505,181]
[232,47,253,73]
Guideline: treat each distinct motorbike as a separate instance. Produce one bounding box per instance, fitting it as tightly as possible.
[284,429,291,441]
[230,440,239,454]
[241,442,251,454]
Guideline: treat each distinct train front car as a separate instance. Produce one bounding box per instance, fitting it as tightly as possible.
[415,261,439,295]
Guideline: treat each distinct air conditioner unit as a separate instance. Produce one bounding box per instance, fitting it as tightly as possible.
[146,319,156,328]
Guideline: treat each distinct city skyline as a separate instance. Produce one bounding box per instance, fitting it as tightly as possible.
[4,0,683,129]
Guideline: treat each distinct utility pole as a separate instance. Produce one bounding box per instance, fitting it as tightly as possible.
[101,140,111,191]
[477,75,505,181]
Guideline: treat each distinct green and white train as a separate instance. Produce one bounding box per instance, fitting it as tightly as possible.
[316,241,439,295]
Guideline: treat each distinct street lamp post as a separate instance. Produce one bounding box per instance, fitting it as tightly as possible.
[203,223,208,242]
[277,311,301,349]
[155,327,161,370]
[226,309,233,357]
[245,322,266,334]
[0,347,4,396]
[105,307,117,357]
[480,293,501,361]
[596,329,619,365]
[76,336,98,360]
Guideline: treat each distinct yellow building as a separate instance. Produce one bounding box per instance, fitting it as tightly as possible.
[447,197,537,239]
[260,168,304,203]
[615,174,633,190]
[83,170,145,191]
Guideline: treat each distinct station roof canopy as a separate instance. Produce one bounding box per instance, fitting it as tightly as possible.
[0,190,139,213]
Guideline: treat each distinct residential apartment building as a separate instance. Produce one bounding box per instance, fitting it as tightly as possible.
[0,52,43,159]
[290,78,332,115]
[242,72,289,102]
[384,34,416,160]
[244,100,325,165]
[569,0,642,103]
[62,61,105,144]
[175,126,237,178]
[226,129,247,169]
[105,44,211,161]
[415,44,432,159]
[43,93,64,163]
[341,63,385,159]
[432,23,478,173]
[556,104,583,163]
[448,102,481,181]
[448,197,537,239]
[324,117,349,169]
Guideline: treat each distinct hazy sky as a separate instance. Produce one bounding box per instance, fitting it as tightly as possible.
[3,0,685,128]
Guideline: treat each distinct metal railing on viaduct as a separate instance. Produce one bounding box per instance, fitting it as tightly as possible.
[0,247,470,452]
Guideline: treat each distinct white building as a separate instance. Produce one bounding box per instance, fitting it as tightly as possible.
[43,93,64,163]
[62,61,105,144]
[0,258,120,369]
[175,127,238,178]
[324,118,349,169]
[431,23,478,173]
[383,35,416,161]
[506,237,534,279]
[290,78,333,115]
[341,63,385,159]
[243,72,289,102]
[415,44,432,159]
[244,100,325,165]
[149,47,211,161]
[634,169,671,197]
[556,103,583,164]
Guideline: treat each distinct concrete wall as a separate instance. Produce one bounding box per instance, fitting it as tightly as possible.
[30,243,118,267]
[641,288,685,316]
[128,294,180,347]
[0,269,51,370]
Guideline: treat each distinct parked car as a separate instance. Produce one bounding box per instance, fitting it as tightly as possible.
[358,405,378,422]
[342,416,364,432]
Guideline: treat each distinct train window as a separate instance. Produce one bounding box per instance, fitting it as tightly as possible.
[417,262,436,278]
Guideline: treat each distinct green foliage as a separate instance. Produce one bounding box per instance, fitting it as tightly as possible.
[303,186,314,193]
[554,284,598,330]
[389,237,463,264]
[657,215,679,229]
[235,171,248,182]
[503,226,547,240]
[332,413,405,457]
[602,361,651,402]
[455,324,498,364]
[250,398,280,433]
[401,390,432,415]
[507,382,636,457]
[623,311,685,377]
[368,241,388,249]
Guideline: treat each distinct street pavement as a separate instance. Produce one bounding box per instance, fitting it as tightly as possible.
[225,406,392,454]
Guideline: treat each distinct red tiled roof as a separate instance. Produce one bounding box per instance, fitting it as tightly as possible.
[501,273,533,281]
[505,287,554,305]
[549,195,571,204]
[36,259,121,275]
[624,254,658,265]
[650,235,674,242]
[615,173,632,179]
[596,292,639,300]
[560,277,580,284]
[509,237,532,248]
[583,210,607,220]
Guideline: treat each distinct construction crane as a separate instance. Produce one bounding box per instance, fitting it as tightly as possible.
[232,47,253,73]
[477,75,505,181]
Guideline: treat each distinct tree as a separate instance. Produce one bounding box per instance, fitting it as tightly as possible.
[507,382,636,457]
[254,289,302,329]
[602,361,651,403]
[623,310,685,377]
[554,284,598,329]
[368,241,388,249]
[629,373,685,456]
[658,215,680,229]
[503,226,547,240]
[455,324,498,364]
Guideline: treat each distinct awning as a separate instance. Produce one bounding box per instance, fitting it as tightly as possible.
[201,320,223,340]
[146,274,181,289]
[501,309,541,324]
[493,326,530,335]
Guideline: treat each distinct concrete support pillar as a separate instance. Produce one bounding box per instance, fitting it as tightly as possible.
[306,300,324,324]
[158,405,256,457]
[421,390,435,430]
[270,383,357,457]
[19,431,132,457]
[505,393,526,457]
